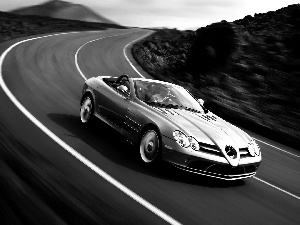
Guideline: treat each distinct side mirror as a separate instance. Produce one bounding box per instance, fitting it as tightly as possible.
[198,98,209,113]
[197,98,204,106]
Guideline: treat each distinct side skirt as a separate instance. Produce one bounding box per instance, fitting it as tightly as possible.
[94,113,137,146]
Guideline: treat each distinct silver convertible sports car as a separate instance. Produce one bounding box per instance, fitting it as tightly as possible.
[80,74,262,180]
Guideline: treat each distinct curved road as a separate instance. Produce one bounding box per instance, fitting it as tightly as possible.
[0,29,299,224]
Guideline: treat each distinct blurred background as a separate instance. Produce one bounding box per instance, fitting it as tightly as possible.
[1,0,299,30]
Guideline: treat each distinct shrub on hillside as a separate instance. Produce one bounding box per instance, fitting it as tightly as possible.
[187,21,237,72]
[284,33,300,58]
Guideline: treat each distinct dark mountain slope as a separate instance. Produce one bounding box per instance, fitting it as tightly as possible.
[132,4,300,148]
[11,0,117,24]
[0,10,125,43]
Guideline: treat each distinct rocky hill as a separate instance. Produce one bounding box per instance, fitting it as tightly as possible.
[10,0,117,24]
[0,10,125,43]
[132,4,300,148]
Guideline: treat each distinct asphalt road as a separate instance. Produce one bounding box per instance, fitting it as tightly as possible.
[0,29,299,225]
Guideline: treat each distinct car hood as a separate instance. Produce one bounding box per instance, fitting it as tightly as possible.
[153,107,252,166]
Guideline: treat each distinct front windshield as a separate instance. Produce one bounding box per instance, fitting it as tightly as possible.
[134,80,204,113]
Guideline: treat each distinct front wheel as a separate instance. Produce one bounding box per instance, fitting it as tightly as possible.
[139,129,160,164]
[80,96,93,123]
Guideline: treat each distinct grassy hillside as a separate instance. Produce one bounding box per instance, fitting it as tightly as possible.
[132,4,300,149]
[11,0,117,24]
[0,11,125,43]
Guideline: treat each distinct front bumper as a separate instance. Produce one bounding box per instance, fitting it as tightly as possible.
[161,135,261,180]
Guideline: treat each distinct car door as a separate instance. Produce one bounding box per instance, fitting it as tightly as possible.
[123,100,145,137]
[95,84,129,128]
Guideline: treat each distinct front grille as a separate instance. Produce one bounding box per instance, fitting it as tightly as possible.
[239,147,252,158]
[199,146,223,156]
[207,164,246,175]
[197,143,223,156]
[244,165,258,173]
[186,161,258,176]
[187,161,215,171]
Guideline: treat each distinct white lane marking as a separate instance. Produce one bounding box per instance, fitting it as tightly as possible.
[0,31,181,225]
[123,31,154,78]
[75,31,137,81]
[254,138,300,158]
[254,177,300,200]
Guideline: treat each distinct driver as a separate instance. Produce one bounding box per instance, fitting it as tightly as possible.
[119,78,130,91]
[116,74,130,95]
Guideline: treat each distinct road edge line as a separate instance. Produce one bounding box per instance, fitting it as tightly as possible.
[75,31,137,81]
[254,177,300,200]
[0,31,181,225]
[254,138,299,158]
[123,31,154,78]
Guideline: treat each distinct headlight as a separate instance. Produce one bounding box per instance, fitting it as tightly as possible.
[173,130,199,150]
[247,142,255,156]
[253,140,260,156]
[248,139,260,156]
[188,136,200,151]
[173,130,189,147]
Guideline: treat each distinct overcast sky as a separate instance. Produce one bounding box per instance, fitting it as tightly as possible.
[1,0,299,30]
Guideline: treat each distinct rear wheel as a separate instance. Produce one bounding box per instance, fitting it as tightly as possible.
[139,129,160,164]
[80,96,93,123]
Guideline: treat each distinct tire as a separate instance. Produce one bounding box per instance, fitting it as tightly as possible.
[80,96,93,123]
[139,129,160,164]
